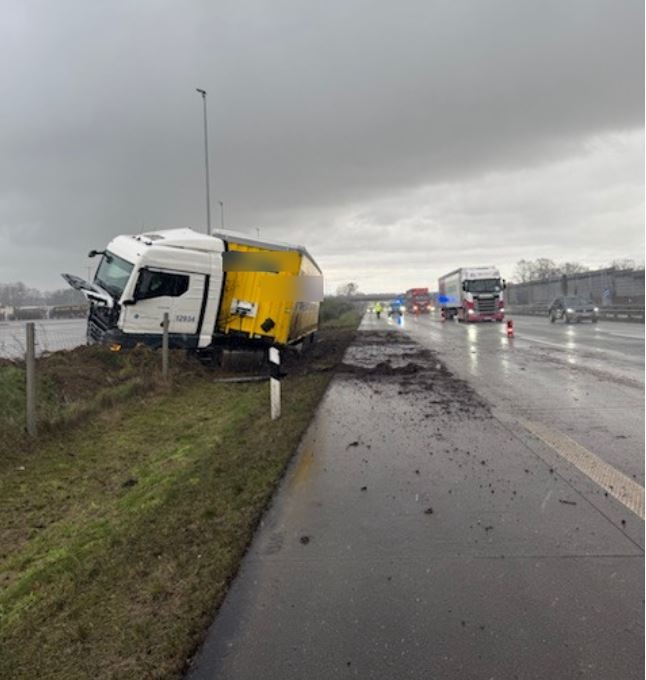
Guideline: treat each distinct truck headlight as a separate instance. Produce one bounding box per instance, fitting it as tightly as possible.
[593,307,599,313]
[399,305,406,313]
[468,308,474,314]
[566,308,574,313]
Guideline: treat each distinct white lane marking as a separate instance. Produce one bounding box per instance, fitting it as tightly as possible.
[592,328,646,341]
[518,417,645,520]
[516,334,643,366]
[517,320,644,342]
[514,335,570,351]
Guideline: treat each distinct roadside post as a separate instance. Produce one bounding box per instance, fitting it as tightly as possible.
[269,347,281,420]
[25,322,37,437]
[162,313,169,379]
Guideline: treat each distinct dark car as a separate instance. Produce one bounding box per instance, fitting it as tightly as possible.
[548,296,599,323]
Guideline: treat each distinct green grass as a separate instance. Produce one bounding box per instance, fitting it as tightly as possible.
[0,312,359,679]
[0,345,203,449]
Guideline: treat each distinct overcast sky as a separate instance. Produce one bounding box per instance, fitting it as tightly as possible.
[1,0,643,293]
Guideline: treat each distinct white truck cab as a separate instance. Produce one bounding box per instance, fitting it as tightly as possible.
[65,229,224,349]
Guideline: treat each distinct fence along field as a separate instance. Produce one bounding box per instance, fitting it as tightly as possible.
[0,318,87,359]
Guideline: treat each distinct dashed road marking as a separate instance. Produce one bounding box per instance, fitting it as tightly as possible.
[518,417,645,520]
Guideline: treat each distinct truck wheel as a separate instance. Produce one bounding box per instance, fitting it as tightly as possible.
[549,312,556,323]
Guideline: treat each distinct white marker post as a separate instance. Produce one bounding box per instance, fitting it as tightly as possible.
[162,312,169,380]
[269,347,281,420]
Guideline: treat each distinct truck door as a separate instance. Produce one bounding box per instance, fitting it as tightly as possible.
[122,268,205,341]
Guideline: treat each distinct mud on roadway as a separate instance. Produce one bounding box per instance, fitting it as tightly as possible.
[187,326,644,680]
[337,330,488,419]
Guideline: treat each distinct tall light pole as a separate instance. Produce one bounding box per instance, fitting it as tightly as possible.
[196,88,211,234]
[218,200,224,230]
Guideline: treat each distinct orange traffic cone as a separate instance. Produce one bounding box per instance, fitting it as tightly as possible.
[506,319,514,338]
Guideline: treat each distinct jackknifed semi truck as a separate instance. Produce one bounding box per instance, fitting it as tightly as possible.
[438,266,506,322]
[63,228,323,352]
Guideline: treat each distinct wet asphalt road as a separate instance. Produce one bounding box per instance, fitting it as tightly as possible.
[396,313,645,486]
[187,314,644,680]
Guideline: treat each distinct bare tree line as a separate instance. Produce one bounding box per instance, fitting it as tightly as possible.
[0,282,84,308]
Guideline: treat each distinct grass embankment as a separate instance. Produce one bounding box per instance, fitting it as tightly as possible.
[0,305,361,679]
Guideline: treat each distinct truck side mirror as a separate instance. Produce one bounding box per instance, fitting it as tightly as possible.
[462,282,467,291]
[502,279,507,290]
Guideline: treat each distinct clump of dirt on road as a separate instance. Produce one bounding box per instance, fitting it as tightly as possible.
[337,329,489,418]
[337,360,425,376]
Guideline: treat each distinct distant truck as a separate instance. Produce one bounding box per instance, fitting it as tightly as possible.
[438,267,505,322]
[405,288,432,314]
[63,228,323,353]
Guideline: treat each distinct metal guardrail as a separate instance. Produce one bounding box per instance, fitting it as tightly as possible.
[508,305,645,322]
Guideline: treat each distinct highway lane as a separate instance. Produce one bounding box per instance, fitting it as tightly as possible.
[188,317,644,680]
[396,314,644,489]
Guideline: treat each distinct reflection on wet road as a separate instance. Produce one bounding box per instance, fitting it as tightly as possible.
[188,316,644,680]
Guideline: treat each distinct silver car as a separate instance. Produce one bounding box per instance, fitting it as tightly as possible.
[548,296,599,323]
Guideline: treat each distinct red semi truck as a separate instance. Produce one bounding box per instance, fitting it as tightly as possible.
[405,288,432,314]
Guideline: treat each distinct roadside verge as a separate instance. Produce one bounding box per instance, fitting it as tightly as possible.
[0,308,360,680]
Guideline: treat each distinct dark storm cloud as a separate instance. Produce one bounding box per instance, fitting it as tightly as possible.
[0,0,643,289]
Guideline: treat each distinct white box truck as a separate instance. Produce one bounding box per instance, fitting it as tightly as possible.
[438,266,506,322]
[62,227,323,352]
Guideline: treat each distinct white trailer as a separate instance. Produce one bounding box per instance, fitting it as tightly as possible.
[438,266,506,322]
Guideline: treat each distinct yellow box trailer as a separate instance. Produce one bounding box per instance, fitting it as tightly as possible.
[214,231,323,346]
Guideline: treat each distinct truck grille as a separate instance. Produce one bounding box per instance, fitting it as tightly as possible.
[87,305,116,344]
[476,298,497,314]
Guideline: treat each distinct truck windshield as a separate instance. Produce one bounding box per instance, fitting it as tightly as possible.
[465,278,501,293]
[94,251,134,299]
